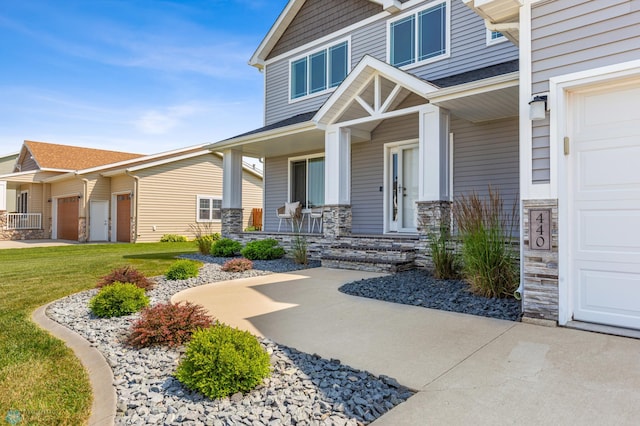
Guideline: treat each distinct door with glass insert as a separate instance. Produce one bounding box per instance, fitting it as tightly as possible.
[388,144,418,232]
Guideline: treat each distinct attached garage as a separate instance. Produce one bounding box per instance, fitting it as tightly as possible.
[561,75,640,331]
[57,196,79,241]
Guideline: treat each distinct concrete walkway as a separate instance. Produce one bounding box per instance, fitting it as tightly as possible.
[173,267,640,425]
[0,239,80,249]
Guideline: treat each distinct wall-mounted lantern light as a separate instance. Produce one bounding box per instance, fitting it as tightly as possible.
[529,95,548,121]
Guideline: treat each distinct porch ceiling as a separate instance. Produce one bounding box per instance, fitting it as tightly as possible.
[432,85,519,122]
[219,127,326,158]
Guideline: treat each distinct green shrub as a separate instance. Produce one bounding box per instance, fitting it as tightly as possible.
[221,258,253,272]
[166,259,200,280]
[175,324,271,399]
[96,265,154,290]
[127,302,214,348]
[240,239,285,261]
[453,188,519,298]
[428,226,459,280]
[211,238,242,257]
[89,282,149,318]
[160,234,188,242]
[195,234,220,255]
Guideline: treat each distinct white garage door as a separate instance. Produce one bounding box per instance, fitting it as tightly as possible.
[571,78,640,330]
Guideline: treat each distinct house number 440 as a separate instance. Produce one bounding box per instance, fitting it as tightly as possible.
[529,209,551,251]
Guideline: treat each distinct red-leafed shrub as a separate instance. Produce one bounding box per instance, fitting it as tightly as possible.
[221,258,254,273]
[97,266,154,290]
[126,302,214,348]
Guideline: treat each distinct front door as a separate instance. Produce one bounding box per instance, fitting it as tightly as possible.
[116,194,131,243]
[57,196,79,241]
[388,143,418,233]
[89,200,109,241]
[569,78,640,330]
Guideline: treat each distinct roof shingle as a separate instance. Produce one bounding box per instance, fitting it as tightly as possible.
[24,140,144,170]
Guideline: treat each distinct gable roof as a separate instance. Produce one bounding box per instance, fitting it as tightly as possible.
[250,0,404,69]
[22,140,143,171]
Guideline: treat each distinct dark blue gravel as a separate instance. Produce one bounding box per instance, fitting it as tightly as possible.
[339,269,521,321]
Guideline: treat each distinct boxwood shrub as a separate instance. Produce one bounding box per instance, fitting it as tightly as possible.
[165,259,200,280]
[240,239,285,260]
[160,234,188,242]
[175,324,271,399]
[89,282,149,318]
[210,238,242,257]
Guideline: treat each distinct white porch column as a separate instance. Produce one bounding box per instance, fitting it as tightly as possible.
[324,126,351,205]
[418,104,450,201]
[222,149,242,209]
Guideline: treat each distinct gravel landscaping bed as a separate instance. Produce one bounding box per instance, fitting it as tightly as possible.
[47,256,412,425]
[340,269,522,322]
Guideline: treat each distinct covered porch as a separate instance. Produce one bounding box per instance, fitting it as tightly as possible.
[0,171,51,240]
[211,56,519,270]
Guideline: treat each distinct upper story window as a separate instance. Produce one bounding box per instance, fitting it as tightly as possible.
[290,39,349,101]
[388,1,449,68]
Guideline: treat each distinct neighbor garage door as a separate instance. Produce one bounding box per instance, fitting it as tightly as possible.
[570,77,640,330]
[57,196,79,241]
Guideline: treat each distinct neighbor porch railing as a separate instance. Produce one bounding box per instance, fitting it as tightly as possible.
[5,213,42,230]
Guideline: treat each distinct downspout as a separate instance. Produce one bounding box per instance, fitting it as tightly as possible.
[126,171,140,243]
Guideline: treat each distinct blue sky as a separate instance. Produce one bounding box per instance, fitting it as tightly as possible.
[0,0,287,158]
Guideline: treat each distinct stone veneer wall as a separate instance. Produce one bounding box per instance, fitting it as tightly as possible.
[221,208,244,237]
[322,205,352,239]
[415,201,452,268]
[78,217,87,243]
[522,199,559,321]
[0,211,48,240]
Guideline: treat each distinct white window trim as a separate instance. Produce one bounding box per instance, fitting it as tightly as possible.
[288,36,352,104]
[386,0,451,71]
[486,29,507,46]
[196,195,222,223]
[287,153,325,207]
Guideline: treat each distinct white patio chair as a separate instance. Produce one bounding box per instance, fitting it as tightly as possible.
[276,201,300,232]
[310,207,323,233]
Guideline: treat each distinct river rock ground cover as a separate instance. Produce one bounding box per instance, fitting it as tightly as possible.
[340,269,522,322]
[47,256,413,425]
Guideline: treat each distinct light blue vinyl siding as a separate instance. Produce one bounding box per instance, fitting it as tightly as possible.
[264,0,518,125]
[530,0,640,183]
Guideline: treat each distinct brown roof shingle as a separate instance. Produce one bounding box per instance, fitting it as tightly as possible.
[24,140,144,170]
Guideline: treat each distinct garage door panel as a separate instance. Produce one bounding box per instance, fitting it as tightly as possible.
[575,85,640,140]
[578,143,640,191]
[578,209,640,253]
[576,267,640,329]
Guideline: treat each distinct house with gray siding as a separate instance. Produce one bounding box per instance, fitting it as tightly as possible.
[212,0,640,335]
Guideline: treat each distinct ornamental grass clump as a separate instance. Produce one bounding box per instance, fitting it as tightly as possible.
[96,265,154,290]
[453,187,519,298]
[240,238,285,260]
[165,259,200,280]
[175,324,271,399]
[210,238,243,257]
[221,258,254,272]
[428,225,459,280]
[89,282,149,318]
[126,302,214,348]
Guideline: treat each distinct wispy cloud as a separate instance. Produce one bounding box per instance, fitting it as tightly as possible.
[134,104,202,135]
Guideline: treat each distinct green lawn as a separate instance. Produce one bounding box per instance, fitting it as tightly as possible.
[0,242,197,425]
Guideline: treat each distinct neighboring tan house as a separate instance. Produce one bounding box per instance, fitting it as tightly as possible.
[0,141,263,242]
[210,0,640,334]
[0,152,19,213]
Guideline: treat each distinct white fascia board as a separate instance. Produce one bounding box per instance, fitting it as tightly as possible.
[0,151,19,159]
[74,143,210,175]
[314,55,438,125]
[207,121,318,152]
[0,170,42,179]
[249,0,304,69]
[42,172,77,183]
[101,150,213,177]
[426,71,519,103]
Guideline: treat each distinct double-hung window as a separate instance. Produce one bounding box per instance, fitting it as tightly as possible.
[389,1,448,68]
[197,195,221,222]
[290,40,349,100]
[289,155,325,208]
